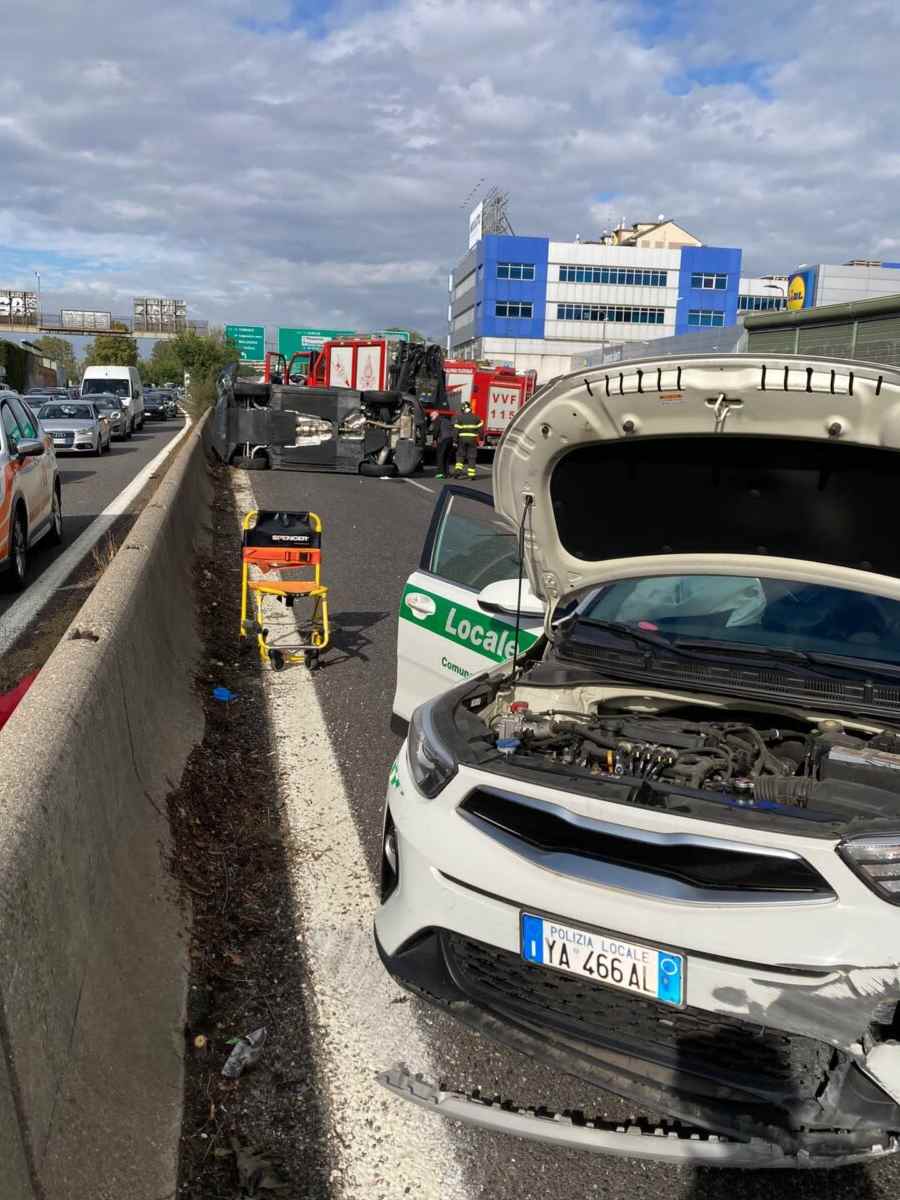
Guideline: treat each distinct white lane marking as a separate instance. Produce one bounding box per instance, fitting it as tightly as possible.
[0,418,193,656]
[404,479,433,494]
[235,475,470,1200]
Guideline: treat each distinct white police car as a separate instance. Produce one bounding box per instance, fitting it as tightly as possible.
[378,354,900,1168]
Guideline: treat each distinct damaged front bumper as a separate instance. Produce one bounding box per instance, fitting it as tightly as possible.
[375,924,900,1167]
[378,1068,897,1169]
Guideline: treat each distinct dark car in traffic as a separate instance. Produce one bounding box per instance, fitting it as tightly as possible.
[143,391,168,421]
[88,392,129,439]
[156,390,179,418]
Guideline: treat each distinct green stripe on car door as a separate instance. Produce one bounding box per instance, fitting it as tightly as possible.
[401,583,538,664]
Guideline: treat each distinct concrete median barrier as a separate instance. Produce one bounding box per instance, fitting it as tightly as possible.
[0,417,212,1198]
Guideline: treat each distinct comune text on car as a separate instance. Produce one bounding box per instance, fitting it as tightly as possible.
[376,354,900,1169]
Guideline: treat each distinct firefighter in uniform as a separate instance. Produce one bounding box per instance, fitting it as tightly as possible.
[453,399,483,479]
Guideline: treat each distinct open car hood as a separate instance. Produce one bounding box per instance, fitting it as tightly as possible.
[493,354,900,615]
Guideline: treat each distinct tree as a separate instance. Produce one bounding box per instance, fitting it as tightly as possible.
[170,327,239,379]
[83,322,139,369]
[141,338,183,386]
[169,328,241,414]
[32,335,79,384]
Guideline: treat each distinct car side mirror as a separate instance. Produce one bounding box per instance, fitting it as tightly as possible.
[476,578,544,618]
[17,438,45,458]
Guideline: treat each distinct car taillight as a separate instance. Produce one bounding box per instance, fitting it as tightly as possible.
[838,835,900,904]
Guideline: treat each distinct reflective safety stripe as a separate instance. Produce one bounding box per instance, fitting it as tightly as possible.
[455,420,483,439]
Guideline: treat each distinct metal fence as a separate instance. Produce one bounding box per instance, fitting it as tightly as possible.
[0,311,209,337]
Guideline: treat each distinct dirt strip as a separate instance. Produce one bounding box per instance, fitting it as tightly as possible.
[168,460,332,1199]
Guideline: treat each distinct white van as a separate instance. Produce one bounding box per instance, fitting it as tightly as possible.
[80,365,144,436]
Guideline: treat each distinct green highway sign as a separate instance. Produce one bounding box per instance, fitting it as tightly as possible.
[225,324,266,361]
[278,326,355,357]
[372,329,411,342]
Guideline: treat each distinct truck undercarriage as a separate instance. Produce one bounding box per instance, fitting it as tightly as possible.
[211,343,444,476]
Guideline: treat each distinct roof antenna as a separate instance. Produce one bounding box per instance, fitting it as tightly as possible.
[509,494,535,681]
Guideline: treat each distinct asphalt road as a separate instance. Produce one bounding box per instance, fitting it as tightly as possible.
[0,416,184,621]
[247,459,900,1200]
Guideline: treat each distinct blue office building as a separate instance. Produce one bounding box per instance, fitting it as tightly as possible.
[449,219,784,381]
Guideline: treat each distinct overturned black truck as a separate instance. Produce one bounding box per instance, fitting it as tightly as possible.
[210,341,446,476]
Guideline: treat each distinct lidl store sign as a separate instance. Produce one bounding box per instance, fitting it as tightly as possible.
[278,327,355,356]
[787,269,815,311]
[225,324,265,361]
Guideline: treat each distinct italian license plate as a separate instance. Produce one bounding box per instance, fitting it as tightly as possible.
[53,436,65,444]
[521,913,685,1007]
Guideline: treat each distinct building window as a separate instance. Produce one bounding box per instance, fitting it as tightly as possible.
[738,294,786,312]
[452,305,475,331]
[558,265,668,287]
[453,270,476,300]
[556,303,665,325]
[495,301,533,319]
[690,272,728,290]
[687,309,726,327]
[497,262,536,281]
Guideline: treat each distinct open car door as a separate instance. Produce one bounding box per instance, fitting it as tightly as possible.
[393,486,544,720]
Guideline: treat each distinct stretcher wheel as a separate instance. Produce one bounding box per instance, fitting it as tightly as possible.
[304,649,319,670]
[269,649,285,671]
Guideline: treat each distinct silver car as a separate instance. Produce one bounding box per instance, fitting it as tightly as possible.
[37,401,111,455]
[86,392,128,439]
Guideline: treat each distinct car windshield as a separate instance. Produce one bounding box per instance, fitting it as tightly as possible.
[575,574,900,667]
[82,378,129,397]
[92,397,121,410]
[39,404,94,420]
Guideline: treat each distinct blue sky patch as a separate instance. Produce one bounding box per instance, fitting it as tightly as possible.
[0,246,132,293]
[628,0,684,46]
[237,0,345,39]
[665,61,773,101]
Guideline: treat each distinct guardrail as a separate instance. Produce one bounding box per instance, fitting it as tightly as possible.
[0,419,211,1197]
[0,312,209,337]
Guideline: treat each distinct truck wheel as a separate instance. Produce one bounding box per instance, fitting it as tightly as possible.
[393,438,422,477]
[359,460,397,477]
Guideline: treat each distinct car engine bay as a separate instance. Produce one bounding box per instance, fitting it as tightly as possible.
[476,690,900,817]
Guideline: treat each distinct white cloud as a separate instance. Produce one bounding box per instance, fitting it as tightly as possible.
[0,0,898,337]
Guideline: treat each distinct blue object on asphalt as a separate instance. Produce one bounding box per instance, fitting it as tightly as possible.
[212,686,237,702]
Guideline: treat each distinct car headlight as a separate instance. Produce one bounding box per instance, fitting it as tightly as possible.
[407,702,457,798]
[838,834,900,903]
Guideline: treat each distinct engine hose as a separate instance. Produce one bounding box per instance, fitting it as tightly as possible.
[753,776,817,808]
[578,732,621,752]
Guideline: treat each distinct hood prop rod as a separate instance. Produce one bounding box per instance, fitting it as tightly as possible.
[509,494,535,682]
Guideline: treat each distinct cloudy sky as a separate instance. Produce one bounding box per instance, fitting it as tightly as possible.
[1,0,897,342]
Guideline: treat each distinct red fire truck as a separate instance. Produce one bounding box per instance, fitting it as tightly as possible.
[440,360,536,446]
[264,339,390,390]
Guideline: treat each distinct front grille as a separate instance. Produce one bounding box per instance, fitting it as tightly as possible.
[461,788,831,896]
[444,933,836,1102]
[52,432,74,446]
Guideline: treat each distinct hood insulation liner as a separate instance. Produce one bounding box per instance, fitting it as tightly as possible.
[550,437,900,577]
